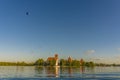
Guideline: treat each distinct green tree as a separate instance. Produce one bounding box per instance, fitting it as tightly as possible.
[67,60,72,66]
[85,62,90,67]
[35,59,44,66]
[60,59,66,66]
[20,61,26,66]
[89,62,95,67]
[49,59,56,66]
[85,62,95,67]
[72,60,80,67]
[50,60,56,66]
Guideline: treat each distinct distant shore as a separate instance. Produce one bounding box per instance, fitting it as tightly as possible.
[0,61,119,67]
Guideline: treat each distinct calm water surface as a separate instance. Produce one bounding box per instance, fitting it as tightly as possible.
[0,66,120,80]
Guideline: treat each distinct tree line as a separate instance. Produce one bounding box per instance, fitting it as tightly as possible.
[0,58,95,67]
[1,58,118,67]
[34,58,95,67]
[0,62,34,66]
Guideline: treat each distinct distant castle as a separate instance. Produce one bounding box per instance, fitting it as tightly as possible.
[47,54,58,66]
[47,54,84,66]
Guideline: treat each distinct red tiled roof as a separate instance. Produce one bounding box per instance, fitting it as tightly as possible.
[47,57,56,61]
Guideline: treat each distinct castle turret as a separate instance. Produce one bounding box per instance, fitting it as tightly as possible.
[68,56,72,62]
[55,54,58,66]
[55,54,58,59]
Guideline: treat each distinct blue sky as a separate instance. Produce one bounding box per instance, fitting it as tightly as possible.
[0,0,120,63]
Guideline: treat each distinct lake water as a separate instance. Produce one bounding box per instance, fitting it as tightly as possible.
[0,66,120,80]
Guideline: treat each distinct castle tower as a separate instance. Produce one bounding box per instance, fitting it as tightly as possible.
[55,54,58,59]
[68,56,72,62]
[55,54,58,66]
[80,59,84,66]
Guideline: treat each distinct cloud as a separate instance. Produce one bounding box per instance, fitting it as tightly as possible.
[84,50,95,54]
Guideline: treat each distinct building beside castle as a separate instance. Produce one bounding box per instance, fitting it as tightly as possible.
[68,56,72,63]
[80,58,84,66]
[47,54,58,66]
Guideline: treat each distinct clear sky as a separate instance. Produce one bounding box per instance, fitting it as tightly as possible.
[0,0,120,63]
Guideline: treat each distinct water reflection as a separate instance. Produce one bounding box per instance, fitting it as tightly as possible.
[45,66,59,77]
[16,66,24,72]
[85,67,95,74]
[0,66,119,78]
[80,66,85,74]
[35,67,44,74]
[85,67,95,78]
[60,67,83,77]
[68,67,72,77]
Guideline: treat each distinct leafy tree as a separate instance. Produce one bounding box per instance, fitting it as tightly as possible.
[72,60,80,67]
[89,62,95,67]
[49,59,56,66]
[60,59,66,66]
[67,60,72,66]
[35,59,44,66]
[85,62,95,67]
[85,62,90,67]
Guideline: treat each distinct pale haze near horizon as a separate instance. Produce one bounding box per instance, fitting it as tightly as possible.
[0,0,120,63]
